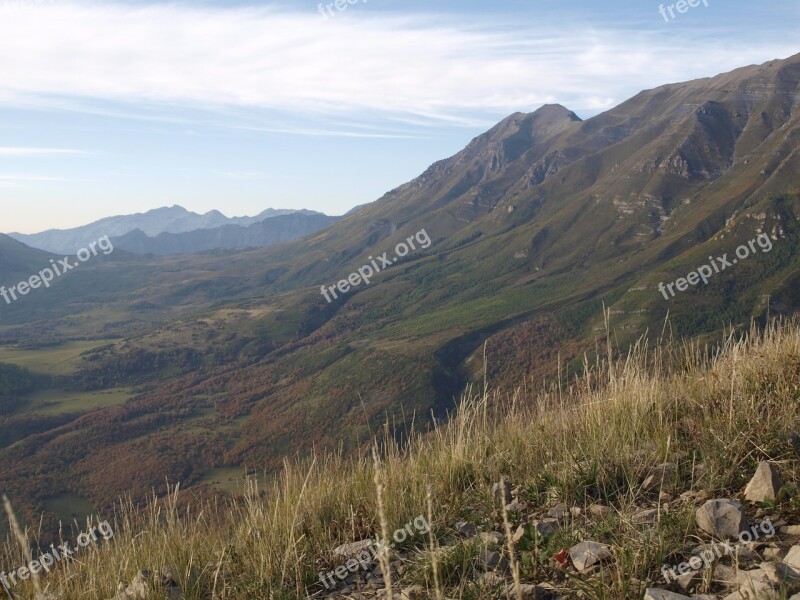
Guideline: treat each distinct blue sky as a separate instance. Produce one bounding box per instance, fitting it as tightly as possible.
[1,0,798,233]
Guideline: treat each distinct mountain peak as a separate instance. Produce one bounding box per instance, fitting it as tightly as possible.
[531,103,582,121]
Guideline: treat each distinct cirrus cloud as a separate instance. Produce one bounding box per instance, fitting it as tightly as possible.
[0,2,796,129]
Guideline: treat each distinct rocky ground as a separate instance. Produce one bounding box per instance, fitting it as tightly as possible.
[285,460,800,600]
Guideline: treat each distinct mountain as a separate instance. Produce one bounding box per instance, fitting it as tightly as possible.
[2,52,800,533]
[0,233,54,278]
[112,213,340,255]
[8,205,326,254]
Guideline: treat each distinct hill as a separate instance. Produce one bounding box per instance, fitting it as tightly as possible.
[0,233,54,279]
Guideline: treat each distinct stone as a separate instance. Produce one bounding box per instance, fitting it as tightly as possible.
[478,549,508,572]
[676,569,700,591]
[643,463,678,490]
[333,539,374,557]
[504,583,547,599]
[492,481,513,505]
[569,540,612,573]
[744,462,783,504]
[760,560,800,584]
[125,570,151,600]
[713,563,737,583]
[512,520,555,543]
[784,545,800,570]
[734,545,762,562]
[532,520,556,537]
[762,545,784,561]
[726,580,780,599]
[633,509,659,524]
[643,589,691,600]
[454,521,477,537]
[505,498,528,512]
[589,503,613,517]
[734,567,771,587]
[696,499,749,539]
[479,531,505,545]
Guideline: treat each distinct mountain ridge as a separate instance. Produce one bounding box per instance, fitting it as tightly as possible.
[112,213,340,255]
[8,205,329,254]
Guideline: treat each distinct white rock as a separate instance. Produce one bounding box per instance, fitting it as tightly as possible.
[696,499,748,539]
[569,540,612,573]
[784,545,800,570]
[781,525,800,535]
[744,462,783,503]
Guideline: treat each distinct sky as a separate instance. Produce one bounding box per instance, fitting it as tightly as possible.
[1,0,798,234]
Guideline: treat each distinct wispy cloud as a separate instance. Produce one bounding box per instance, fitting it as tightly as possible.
[0,174,70,188]
[0,3,795,128]
[0,147,88,156]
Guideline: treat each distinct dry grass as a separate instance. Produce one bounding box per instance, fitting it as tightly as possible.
[3,318,800,599]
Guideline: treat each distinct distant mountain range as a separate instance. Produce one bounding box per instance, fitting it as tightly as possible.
[8,205,335,254]
[113,213,340,255]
